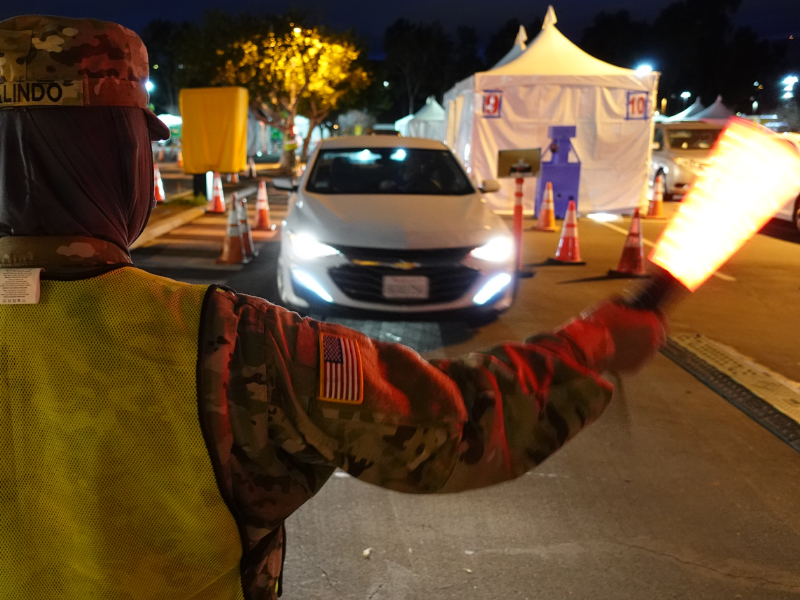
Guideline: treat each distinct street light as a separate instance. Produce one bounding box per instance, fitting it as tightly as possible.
[383,81,389,88]
[635,64,653,75]
[145,80,155,93]
[680,91,691,99]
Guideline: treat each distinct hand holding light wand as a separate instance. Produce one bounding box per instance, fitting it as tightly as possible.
[627,118,800,311]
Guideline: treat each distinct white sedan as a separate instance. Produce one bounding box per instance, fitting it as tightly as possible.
[776,132,800,232]
[274,136,515,318]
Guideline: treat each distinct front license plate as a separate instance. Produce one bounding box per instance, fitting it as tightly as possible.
[382,276,429,299]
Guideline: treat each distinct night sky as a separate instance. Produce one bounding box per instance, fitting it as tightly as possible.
[1,0,797,56]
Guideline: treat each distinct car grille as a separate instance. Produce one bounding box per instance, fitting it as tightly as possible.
[330,245,473,265]
[328,264,480,305]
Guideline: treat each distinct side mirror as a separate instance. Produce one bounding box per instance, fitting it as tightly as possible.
[479,179,501,193]
[273,177,298,192]
[651,141,662,151]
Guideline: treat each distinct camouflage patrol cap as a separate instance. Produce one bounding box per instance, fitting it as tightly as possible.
[0,15,170,140]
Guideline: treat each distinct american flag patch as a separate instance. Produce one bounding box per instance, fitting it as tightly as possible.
[319,333,363,403]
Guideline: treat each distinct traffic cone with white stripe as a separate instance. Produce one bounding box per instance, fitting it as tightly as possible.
[644,173,666,219]
[247,157,257,178]
[153,163,166,203]
[236,194,257,259]
[177,148,184,168]
[532,181,556,231]
[227,172,240,184]
[607,209,649,278]
[254,181,276,231]
[217,202,248,264]
[208,173,226,213]
[547,200,586,265]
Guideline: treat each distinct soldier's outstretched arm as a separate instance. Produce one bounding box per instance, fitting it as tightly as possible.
[201,290,666,498]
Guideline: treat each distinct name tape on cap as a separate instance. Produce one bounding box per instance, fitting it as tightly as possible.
[0,81,82,107]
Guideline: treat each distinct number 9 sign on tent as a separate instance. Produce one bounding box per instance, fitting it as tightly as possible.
[482,90,502,118]
[626,91,650,120]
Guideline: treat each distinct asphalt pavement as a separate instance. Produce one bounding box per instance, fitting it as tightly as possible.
[131,177,800,600]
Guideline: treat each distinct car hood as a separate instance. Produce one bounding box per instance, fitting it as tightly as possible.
[289,192,508,249]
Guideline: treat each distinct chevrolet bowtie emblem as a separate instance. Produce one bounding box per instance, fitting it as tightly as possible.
[352,259,421,270]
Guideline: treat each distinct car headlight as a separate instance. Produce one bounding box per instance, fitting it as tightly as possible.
[469,237,514,262]
[675,157,706,171]
[289,232,340,260]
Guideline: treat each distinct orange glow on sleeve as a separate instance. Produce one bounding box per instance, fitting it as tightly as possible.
[650,118,800,291]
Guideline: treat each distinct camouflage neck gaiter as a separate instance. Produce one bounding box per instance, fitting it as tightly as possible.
[0,106,154,251]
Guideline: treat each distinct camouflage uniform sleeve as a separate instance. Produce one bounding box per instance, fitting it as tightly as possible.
[200,288,615,507]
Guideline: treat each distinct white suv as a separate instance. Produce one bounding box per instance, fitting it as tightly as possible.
[650,122,723,200]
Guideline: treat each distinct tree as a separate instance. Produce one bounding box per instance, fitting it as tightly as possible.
[484,18,522,69]
[182,14,369,171]
[452,26,484,84]
[383,19,452,116]
[292,31,371,160]
[578,10,652,72]
[140,19,192,114]
[484,17,542,69]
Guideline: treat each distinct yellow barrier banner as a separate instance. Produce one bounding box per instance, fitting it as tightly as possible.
[179,87,248,175]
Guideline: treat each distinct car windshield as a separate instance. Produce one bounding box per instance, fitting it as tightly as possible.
[306,148,475,195]
[667,128,722,150]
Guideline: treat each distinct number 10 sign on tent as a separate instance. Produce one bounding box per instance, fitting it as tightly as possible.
[627,91,650,120]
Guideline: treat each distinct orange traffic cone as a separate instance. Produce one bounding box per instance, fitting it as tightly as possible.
[254,180,276,230]
[547,200,585,265]
[532,181,556,231]
[607,209,649,278]
[227,172,240,184]
[177,148,184,168]
[153,163,166,203]
[208,173,226,213]
[158,146,165,162]
[217,203,248,264]
[236,194,257,259]
[247,157,257,178]
[644,173,665,219]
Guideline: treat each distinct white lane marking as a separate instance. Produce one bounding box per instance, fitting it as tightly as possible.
[600,222,655,247]
[671,333,800,423]
[597,220,737,283]
[712,271,737,282]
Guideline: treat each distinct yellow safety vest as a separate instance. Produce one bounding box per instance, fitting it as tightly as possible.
[0,267,245,600]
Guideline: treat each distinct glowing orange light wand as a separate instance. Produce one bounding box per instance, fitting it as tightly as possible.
[629,117,800,310]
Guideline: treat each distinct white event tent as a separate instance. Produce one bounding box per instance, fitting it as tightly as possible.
[394,113,414,137]
[685,95,732,121]
[443,6,660,214]
[667,98,705,121]
[398,96,447,140]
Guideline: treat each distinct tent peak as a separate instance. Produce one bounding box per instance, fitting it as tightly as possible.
[516,25,528,50]
[543,5,557,29]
